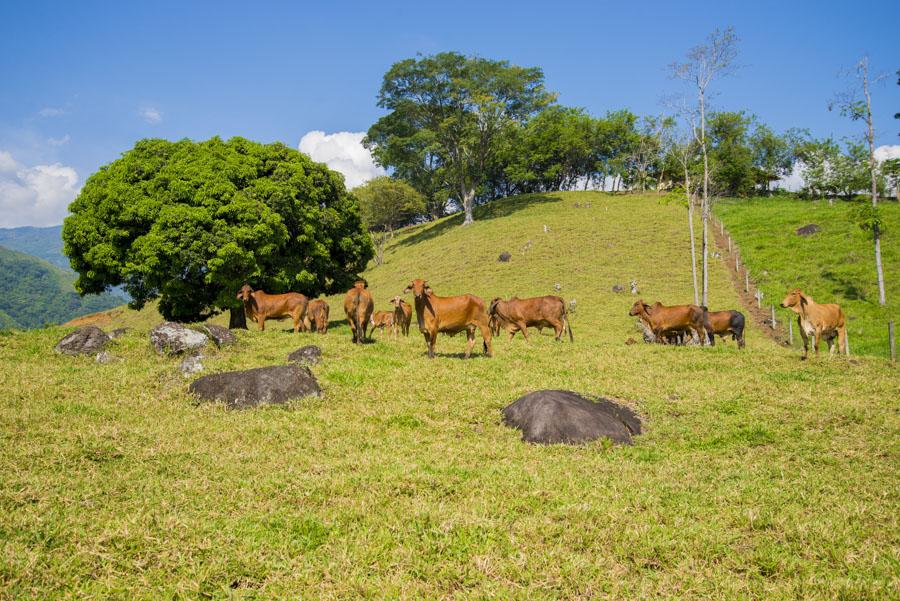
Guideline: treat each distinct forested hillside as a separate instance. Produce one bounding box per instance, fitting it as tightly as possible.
[0,226,69,271]
[0,245,124,328]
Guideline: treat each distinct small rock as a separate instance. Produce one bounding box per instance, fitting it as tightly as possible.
[95,351,117,364]
[630,280,639,295]
[201,324,237,347]
[150,322,209,355]
[574,202,580,208]
[54,326,110,356]
[502,390,641,445]
[498,251,512,263]
[625,337,637,345]
[554,283,562,293]
[288,345,322,365]
[796,224,821,236]
[189,364,321,409]
[543,225,550,233]
[179,354,204,377]
[612,284,625,293]
[108,328,129,340]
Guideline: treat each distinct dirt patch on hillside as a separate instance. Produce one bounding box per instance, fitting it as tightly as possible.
[64,308,123,328]
[712,221,791,347]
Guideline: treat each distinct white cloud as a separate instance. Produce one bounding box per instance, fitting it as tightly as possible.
[47,134,71,147]
[775,162,805,192]
[0,151,79,227]
[139,106,163,124]
[38,107,66,118]
[875,144,900,162]
[297,131,385,189]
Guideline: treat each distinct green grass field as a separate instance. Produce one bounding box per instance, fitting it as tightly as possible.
[716,197,899,358]
[1,192,897,599]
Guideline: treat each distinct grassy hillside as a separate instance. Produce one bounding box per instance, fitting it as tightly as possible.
[0,245,125,329]
[716,198,898,358]
[1,192,896,599]
[0,225,69,271]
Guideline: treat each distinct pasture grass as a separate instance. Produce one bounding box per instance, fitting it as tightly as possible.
[1,192,897,599]
[715,196,899,358]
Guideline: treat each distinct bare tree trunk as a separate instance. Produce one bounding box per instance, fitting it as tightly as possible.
[229,307,247,329]
[699,89,710,307]
[862,60,887,305]
[685,163,699,305]
[462,186,475,225]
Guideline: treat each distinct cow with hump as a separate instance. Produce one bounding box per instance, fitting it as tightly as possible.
[237,284,309,333]
[780,288,847,359]
[343,279,374,344]
[404,278,493,358]
[488,295,573,342]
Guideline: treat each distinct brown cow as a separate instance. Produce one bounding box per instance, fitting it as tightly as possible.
[488,296,573,342]
[390,296,412,337]
[343,280,374,344]
[628,300,714,346]
[403,279,493,358]
[780,289,847,359]
[369,310,395,338]
[237,284,308,333]
[705,309,745,348]
[303,299,330,334]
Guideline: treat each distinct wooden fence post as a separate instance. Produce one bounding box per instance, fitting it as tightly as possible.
[770,305,776,329]
[728,237,732,253]
[890,321,896,362]
[744,270,749,293]
[788,317,793,346]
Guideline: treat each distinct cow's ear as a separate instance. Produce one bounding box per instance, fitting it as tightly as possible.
[403,283,412,293]
[424,283,433,294]
[799,293,808,306]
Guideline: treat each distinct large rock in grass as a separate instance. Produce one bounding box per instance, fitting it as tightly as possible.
[54,326,110,356]
[201,324,237,347]
[288,345,322,365]
[150,322,208,355]
[502,389,641,445]
[796,223,821,236]
[189,364,321,409]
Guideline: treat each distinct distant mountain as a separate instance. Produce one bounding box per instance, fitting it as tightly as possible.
[0,244,125,329]
[0,225,70,271]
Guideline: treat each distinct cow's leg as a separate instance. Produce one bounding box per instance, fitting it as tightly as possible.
[838,324,848,356]
[293,311,301,334]
[465,327,476,358]
[798,318,809,359]
[480,322,493,357]
[551,319,564,341]
[258,317,266,331]
[813,329,821,356]
[516,321,530,341]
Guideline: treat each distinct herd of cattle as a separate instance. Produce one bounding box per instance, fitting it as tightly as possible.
[236,281,850,359]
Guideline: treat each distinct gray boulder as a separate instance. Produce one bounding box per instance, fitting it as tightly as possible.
[150,322,208,355]
[796,223,821,236]
[108,328,129,340]
[498,251,512,262]
[201,324,237,347]
[180,354,204,377]
[502,389,641,445]
[288,345,322,365]
[95,351,118,364]
[189,364,321,409]
[612,284,625,293]
[54,326,110,356]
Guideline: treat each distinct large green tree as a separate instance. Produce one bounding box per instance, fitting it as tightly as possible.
[365,52,554,225]
[354,177,425,265]
[708,111,756,197]
[63,137,373,327]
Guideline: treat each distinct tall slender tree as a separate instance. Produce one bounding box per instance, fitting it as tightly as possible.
[831,56,888,305]
[670,27,739,306]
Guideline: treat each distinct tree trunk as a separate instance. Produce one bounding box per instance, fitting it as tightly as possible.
[863,61,887,305]
[685,163,699,306]
[462,186,475,225]
[699,89,710,307]
[229,307,247,329]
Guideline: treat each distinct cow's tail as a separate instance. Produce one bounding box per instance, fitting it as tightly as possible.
[732,311,746,349]
[700,305,715,346]
[564,310,574,342]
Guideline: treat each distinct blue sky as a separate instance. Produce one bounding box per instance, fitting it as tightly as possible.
[1,0,898,227]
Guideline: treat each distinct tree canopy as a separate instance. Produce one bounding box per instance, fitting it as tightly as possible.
[62,137,373,323]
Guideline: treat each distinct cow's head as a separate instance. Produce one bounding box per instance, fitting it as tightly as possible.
[780,288,807,312]
[236,284,254,302]
[354,278,368,289]
[628,300,648,317]
[404,279,432,299]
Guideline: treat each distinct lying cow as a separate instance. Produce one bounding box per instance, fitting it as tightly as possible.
[369,310,395,338]
[628,300,713,346]
[488,295,573,342]
[304,299,330,334]
[343,280,374,344]
[237,284,308,333]
[705,309,745,348]
[404,279,493,358]
[780,288,847,359]
[390,296,412,337]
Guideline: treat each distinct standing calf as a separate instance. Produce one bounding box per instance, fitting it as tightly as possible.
[780,288,847,359]
[237,284,308,333]
[390,296,412,337]
[488,296,573,342]
[304,299,330,334]
[404,279,493,359]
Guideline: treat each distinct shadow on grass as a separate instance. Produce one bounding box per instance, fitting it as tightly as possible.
[395,193,564,249]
